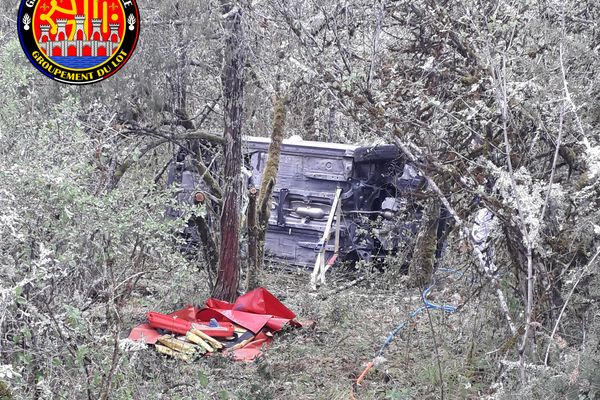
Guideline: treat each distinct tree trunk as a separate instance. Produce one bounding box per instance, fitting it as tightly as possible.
[409,198,440,288]
[245,96,287,291]
[192,214,219,290]
[212,3,245,302]
[245,187,259,291]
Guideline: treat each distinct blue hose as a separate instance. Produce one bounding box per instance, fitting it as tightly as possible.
[376,270,457,357]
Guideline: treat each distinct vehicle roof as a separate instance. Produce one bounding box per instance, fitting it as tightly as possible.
[245,136,358,150]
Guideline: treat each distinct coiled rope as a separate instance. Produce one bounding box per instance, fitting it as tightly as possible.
[354,269,459,387]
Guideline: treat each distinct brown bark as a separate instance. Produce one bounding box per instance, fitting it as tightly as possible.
[212,3,245,302]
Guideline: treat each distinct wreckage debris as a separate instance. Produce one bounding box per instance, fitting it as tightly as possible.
[155,344,193,362]
[158,334,199,355]
[128,288,302,362]
[147,310,235,337]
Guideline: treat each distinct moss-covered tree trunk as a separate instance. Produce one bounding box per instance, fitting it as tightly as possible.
[409,198,441,288]
[245,95,287,291]
[245,187,259,290]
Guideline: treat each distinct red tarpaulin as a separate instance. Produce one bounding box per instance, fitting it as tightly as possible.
[128,287,301,361]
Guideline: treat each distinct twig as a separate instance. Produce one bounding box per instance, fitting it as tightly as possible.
[490,56,534,380]
[539,103,564,222]
[558,27,591,151]
[544,247,600,365]
[367,0,385,89]
[424,297,445,400]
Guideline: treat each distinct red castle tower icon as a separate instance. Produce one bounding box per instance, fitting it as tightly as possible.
[33,0,125,66]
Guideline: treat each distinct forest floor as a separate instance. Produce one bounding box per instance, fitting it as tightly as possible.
[119,262,501,400]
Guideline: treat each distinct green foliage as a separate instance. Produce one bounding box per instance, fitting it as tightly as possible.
[0,35,200,397]
[197,370,209,388]
[385,389,411,400]
[0,381,12,400]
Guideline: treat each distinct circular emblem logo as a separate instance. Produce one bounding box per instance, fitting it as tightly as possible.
[17,0,140,84]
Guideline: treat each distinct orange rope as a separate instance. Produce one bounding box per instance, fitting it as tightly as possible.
[356,360,374,385]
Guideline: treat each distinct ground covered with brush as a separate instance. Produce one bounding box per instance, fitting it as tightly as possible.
[110,263,598,400]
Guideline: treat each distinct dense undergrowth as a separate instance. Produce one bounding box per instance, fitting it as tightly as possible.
[2,256,599,399]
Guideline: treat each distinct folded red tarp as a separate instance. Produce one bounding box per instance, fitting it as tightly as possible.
[214,288,296,318]
[128,287,300,361]
[195,308,272,334]
[198,287,298,333]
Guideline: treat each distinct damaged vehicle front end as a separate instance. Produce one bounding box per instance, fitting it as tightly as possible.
[245,137,425,266]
